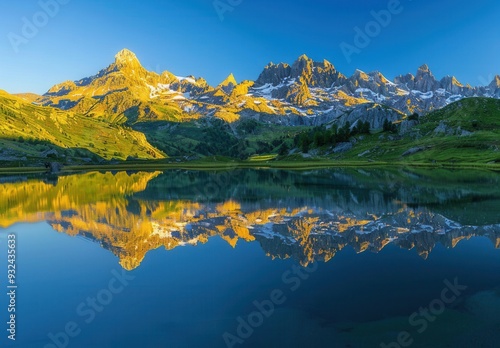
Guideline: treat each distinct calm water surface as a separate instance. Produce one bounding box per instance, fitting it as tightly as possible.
[0,168,499,348]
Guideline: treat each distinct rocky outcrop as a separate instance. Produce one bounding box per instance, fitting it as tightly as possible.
[218,73,237,95]
[413,64,441,92]
[256,55,346,89]
[402,146,426,157]
[333,103,405,129]
[489,75,500,97]
[255,62,292,86]
[285,77,315,106]
[44,162,63,173]
[45,81,78,97]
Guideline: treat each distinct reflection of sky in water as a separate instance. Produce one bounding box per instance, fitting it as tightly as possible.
[1,223,500,347]
[0,169,499,347]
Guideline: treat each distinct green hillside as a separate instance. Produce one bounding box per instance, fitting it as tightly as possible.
[341,98,500,164]
[134,118,307,159]
[0,90,165,164]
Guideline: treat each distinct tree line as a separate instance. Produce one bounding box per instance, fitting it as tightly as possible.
[294,121,371,153]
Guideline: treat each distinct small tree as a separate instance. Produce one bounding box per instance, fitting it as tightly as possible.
[314,130,327,147]
[383,119,398,133]
[352,121,370,135]
[299,133,312,153]
[328,125,338,145]
[279,142,289,156]
[408,113,419,121]
[360,121,371,134]
[383,119,390,132]
[337,121,351,142]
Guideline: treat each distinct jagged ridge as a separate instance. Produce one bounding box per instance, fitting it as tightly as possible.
[36,50,500,126]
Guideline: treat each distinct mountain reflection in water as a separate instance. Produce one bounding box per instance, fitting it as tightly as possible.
[1,168,499,270]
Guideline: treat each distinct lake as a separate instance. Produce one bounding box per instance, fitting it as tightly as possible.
[0,168,499,348]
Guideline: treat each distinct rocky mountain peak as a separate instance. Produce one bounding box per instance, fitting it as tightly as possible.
[362,71,393,88]
[490,75,500,89]
[255,55,345,88]
[418,64,431,73]
[372,71,393,85]
[451,76,462,86]
[414,64,439,92]
[255,62,292,86]
[296,54,311,62]
[45,80,77,97]
[344,70,395,95]
[442,75,463,85]
[111,49,148,79]
[352,69,370,81]
[219,73,237,87]
[321,59,334,69]
[218,73,238,94]
[115,49,140,65]
[440,75,465,94]
[416,64,435,78]
[394,73,415,87]
[291,54,314,79]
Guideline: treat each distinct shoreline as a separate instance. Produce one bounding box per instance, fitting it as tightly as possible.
[0,160,499,175]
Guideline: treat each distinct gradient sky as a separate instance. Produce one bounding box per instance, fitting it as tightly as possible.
[0,0,499,94]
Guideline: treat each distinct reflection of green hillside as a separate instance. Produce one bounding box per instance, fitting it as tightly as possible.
[136,168,500,225]
[0,171,160,227]
[344,168,500,225]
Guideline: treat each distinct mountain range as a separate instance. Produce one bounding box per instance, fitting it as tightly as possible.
[31,49,500,126]
[1,49,499,164]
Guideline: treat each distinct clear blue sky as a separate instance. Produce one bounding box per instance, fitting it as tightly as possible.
[0,0,499,94]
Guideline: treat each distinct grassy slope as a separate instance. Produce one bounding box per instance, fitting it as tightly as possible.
[339,98,500,165]
[0,90,165,161]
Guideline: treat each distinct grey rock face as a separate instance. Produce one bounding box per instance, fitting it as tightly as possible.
[311,59,346,87]
[434,121,455,135]
[414,64,440,92]
[42,149,60,158]
[333,142,353,153]
[490,75,500,89]
[402,147,426,157]
[394,73,415,89]
[255,62,292,86]
[489,76,500,97]
[45,162,63,173]
[399,120,419,135]
[440,76,463,94]
[256,55,346,89]
[335,104,404,129]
